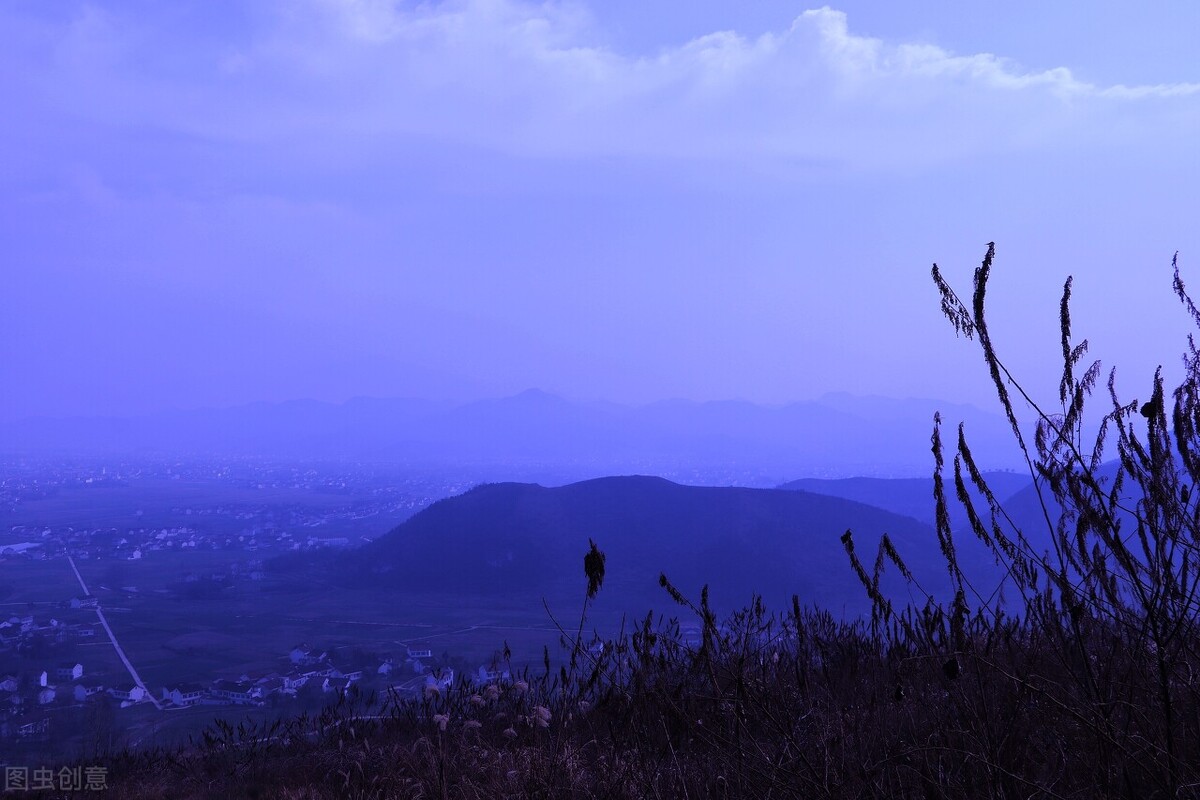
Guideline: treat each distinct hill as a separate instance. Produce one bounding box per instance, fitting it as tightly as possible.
[346,475,965,617]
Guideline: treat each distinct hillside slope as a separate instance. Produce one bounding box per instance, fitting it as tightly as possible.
[777,472,1032,529]
[352,476,969,616]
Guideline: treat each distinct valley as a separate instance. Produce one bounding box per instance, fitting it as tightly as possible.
[0,447,1034,764]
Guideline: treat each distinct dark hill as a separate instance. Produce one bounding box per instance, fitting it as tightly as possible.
[349,476,962,617]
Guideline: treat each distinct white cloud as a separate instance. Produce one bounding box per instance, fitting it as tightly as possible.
[9,2,1200,168]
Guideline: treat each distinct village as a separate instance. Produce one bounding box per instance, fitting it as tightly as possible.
[0,459,506,757]
[0,597,513,747]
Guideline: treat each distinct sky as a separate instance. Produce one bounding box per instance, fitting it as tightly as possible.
[3,1,1199,422]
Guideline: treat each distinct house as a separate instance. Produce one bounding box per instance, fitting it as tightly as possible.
[0,676,17,693]
[423,668,454,693]
[289,644,327,666]
[475,664,511,685]
[377,658,396,676]
[37,687,55,705]
[107,685,146,703]
[329,665,363,682]
[74,684,105,703]
[300,665,332,683]
[161,683,205,707]
[17,718,49,737]
[43,622,68,644]
[208,680,260,705]
[282,672,310,693]
[407,648,433,660]
[56,663,83,682]
[70,596,99,610]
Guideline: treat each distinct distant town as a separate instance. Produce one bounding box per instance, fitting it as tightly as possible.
[0,456,501,760]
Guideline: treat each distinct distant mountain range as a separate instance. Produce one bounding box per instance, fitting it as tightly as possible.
[338,475,1007,617]
[1,390,1022,478]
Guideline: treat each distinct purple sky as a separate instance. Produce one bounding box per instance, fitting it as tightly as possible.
[4,1,1199,421]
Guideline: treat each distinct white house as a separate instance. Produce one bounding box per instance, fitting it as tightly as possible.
[329,665,363,682]
[17,719,48,737]
[56,663,83,682]
[475,664,511,685]
[74,684,105,703]
[282,672,310,692]
[289,644,327,665]
[208,680,261,705]
[161,683,205,707]
[108,685,146,703]
[424,668,454,693]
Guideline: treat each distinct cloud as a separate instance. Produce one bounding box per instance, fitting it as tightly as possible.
[6,1,1200,170]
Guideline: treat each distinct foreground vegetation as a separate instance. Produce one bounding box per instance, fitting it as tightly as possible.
[88,246,1200,797]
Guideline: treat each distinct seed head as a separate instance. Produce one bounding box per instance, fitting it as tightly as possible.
[584,539,606,599]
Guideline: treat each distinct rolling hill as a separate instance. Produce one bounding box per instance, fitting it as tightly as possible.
[346,475,986,617]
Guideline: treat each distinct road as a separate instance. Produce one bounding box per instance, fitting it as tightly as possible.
[66,555,162,710]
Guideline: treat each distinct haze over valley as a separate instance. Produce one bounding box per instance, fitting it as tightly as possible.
[2,390,1021,480]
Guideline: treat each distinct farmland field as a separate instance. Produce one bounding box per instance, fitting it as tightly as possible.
[0,465,576,758]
